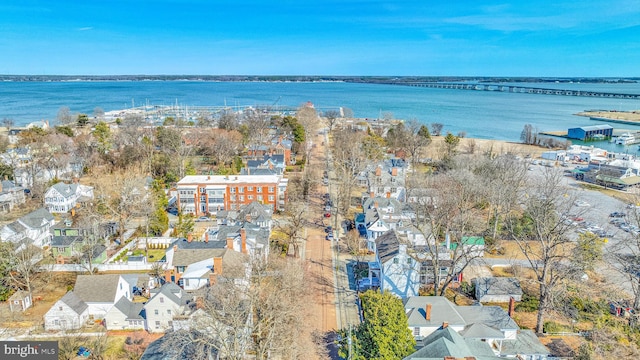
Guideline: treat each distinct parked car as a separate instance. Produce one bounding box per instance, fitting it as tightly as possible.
[610,212,626,218]
[196,216,210,222]
[324,212,331,218]
[575,200,590,207]
[324,226,333,233]
[326,233,334,240]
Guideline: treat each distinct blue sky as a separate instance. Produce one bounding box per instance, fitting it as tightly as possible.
[1,0,639,76]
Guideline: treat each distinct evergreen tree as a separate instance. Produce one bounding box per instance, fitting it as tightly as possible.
[339,290,416,359]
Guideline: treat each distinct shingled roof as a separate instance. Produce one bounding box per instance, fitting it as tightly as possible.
[74,274,122,303]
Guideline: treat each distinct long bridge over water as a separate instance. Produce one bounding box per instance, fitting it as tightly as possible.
[379,82,640,100]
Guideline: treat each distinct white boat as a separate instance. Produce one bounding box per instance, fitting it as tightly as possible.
[615,133,635,145]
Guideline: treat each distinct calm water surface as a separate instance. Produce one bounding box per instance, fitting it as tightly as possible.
[2,81,640,147]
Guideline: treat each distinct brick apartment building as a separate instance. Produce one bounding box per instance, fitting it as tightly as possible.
[176,175,288,215]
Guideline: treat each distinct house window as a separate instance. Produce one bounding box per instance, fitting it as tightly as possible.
[59,307,63,311]
[256,187,262,193]
[239,187,244,193]
[155,321,160,328]
[268,195,274,201]
[160,297,164,303]
[393,258,399,264]
[248,195,253,200]
[268,187,274,193]
[230,188,235,194]
[257,195,263,201]
[248,186,253,191]
[413,327,420,336]
[239,196,244,202]
[54,320,59,326]
[167,309,171,315]
[154,309,159,315]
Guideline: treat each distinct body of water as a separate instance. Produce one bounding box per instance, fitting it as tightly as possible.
[2,81,640,148]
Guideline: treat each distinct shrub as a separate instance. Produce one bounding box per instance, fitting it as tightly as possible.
[515,294,539,313]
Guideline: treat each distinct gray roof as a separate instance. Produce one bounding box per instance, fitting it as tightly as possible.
[363,196,402,211]
[404,296,466,328]
[572,124,613,131]
[50,182,79,199]
[112,297,145,320]
[6,221,27,234]
[59,291,88,315]
[20,208,54,229]
[474,277,523,299]
[148,283,192,307]
[457,305,520,331]
[499,329,550,356]
[375,230,401,264]
[74,274,122,303]
[459,322,505,340]
[405,326,499,360]
[51,235,83,247]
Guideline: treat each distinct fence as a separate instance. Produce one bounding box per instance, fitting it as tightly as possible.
[42,261,163,272]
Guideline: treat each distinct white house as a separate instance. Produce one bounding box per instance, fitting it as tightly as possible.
[73,274,132,318]
[44,292,89,331]
[144,283,193,333]
[403,296,549,359]
[44,182,94,213]
[0,180,26,212]
[0,208,55,248]
[374,230,421,299]
[104,297,146,331]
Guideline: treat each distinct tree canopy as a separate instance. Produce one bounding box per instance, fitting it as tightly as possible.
[339,290,415,359]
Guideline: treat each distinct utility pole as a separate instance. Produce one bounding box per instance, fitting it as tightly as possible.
[347,324,352,360]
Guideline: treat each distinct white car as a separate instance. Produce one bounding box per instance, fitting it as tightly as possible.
[575,200,590,207]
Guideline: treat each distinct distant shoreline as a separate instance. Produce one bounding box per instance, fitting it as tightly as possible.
[0,75,638,83]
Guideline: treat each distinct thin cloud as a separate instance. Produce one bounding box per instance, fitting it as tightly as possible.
[77,27,94,31]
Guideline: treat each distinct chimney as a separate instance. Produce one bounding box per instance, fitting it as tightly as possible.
[386,192,390,198]
[240,228,247,254]
[173,244,178,252]
[213,257,223,275]
[369,192,374,198]
[374,201,379,209]
[208,273,217,285]
[375,166,382,176]
[391,167,398,176]
[195,297,204,309]
[226,237,234,250]
[204,232,209,243]
[442,322,449,329]
[508,296,516,318]
[187,233,193,242]
[425,304,432,321]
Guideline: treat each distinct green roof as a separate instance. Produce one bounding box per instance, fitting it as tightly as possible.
[448,237,485,250]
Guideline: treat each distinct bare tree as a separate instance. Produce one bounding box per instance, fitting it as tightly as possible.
[243,108,271,148]
[218,110,239,130]
[505,167,581,333]
[160,256,316,360]
[93,106,105,119]
[324,109,340,132]
[430,122,444,136]
[2,117,14,130]
[57,106,74,125]
[474,154,528,242]
[275,201,308,257]
[0,240,42,296]
[95,171,147,244]
[409,167,486,296]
